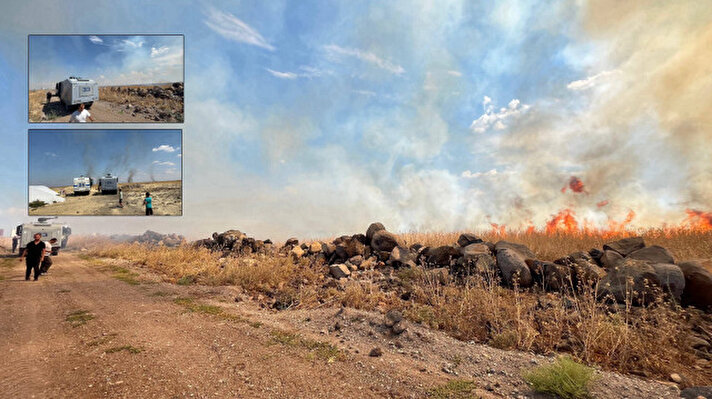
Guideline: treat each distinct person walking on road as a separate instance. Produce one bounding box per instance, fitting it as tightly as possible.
[143,192,153,215]
[40,238,57,274]
[19,233,45,281]
[118,188,124,208]
[12,234,19,253]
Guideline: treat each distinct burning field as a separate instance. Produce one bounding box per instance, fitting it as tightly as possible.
[28,83,184,123]
[29,180,181,216]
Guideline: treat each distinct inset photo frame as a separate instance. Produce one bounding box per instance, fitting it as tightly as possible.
[28,34,184,123]
[28,129,182,216]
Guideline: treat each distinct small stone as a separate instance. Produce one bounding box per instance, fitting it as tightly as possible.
[670,373,682,383]
[392,320,407,335]
[369,347,383,357]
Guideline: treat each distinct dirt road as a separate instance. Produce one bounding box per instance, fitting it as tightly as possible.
[0,252,680,398]
[0,253,448,398]
[30,98,155,123]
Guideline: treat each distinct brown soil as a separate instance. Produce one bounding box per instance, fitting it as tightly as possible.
[30,181,181,216]
[0,251,681,398]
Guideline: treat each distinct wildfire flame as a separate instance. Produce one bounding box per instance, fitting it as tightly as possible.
[545,208,579,234]
[685,209,712,231]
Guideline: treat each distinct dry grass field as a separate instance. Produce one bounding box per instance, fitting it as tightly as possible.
[87,228,712,386]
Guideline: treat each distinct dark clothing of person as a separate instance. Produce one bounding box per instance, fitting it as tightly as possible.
[40,256,53,273]
[12,237,18,253]
[146,207,153,215]
[26,258,40,280]
[24,241,45,280]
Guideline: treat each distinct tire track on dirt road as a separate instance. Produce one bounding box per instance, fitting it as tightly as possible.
[0,252,441,398]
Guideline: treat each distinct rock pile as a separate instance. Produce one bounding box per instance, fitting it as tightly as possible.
[129,230,185,247]
[196,224,712,310]
[194,229,274,256]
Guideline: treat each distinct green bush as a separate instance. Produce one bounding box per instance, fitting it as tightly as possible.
[29,200,46,208]
[524,356,595,399]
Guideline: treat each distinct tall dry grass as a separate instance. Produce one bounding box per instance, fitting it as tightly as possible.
[85,229,712,384]
[400,229,712,262]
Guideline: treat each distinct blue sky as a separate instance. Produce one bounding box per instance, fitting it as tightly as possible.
[29,35,183,89]
[29,130,181,186]
[1,0,710,239]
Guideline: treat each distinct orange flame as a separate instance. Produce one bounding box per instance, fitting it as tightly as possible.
[490,223,506,235]
[685,209,712,231]
[545,208,579,234]
[603,210,636,239]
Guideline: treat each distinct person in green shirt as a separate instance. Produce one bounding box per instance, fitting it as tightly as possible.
[143,192,153,215]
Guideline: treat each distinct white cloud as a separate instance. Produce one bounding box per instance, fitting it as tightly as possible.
[470,97,530,133]
[324,44,405,75]
[177,154,181,158]
[204,7,275,51]
[266,66,332,80]
[150,46,170,57]
[566,69,619,91]
[447,70,462,77]
[152,161,175,166]
[152,145,176,153]
[89,35,103,44]
[265,68,297,79]
[461,169,499,179]
[44,152,57,157]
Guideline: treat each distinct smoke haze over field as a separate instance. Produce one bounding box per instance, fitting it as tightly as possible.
[2,1,711,239]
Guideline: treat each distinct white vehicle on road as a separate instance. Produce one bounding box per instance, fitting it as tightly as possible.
[53,77,99,109]
[98,174,118,194]
[15,217,71,256]
[73,176,92,195]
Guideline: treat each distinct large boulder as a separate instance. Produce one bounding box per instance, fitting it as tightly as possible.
[390,246,416,267]
[284,237,299,247]
[678,259,712,309]
[371,230,400,252]
[496,248,533,287]
[597,258,661,304]
[308,241,323,254]
[603,236,645,256]
[494,241,536,260]
[366,222,386,242]
[334,238,366,261]
[600,250,624,269]
[651,263,685,302]
[627,245,675,264]
[452,253,498,279]
[457,233,483,248]
[527,260,571,292]
[330,264,351,279]
[213,230,246,248]
[461,243,491,258]
[554,254,605,288]
[424,245,461,267]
